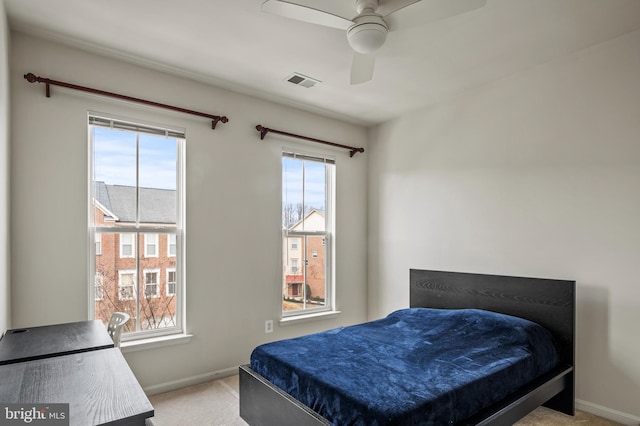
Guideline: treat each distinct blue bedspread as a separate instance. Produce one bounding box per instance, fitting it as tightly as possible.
[250,308,559,425]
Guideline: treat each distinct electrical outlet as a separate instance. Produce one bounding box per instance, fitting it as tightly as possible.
[265,320,274,334]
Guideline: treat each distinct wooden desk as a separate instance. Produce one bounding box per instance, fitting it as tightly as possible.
[0,348,154,426]
[0,320,114,365]
[0,320,154,425]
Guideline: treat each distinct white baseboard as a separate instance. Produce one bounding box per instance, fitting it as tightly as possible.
[577,399,640,426]
[143,365,240,396]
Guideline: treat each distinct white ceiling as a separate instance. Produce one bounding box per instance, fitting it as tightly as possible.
[5,0,640,126]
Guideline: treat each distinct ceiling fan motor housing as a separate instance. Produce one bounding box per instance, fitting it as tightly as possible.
[347,14,388,54]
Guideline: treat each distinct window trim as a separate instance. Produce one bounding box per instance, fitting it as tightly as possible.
[88,111,186,342]
[281,149,335,319]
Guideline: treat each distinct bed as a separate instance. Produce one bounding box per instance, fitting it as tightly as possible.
[239,269,575,425]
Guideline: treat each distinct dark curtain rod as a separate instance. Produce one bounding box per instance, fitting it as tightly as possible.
[24,73,229,129]
[256,125,365,157]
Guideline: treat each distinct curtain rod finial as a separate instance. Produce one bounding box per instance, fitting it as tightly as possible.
[24,73,38,83]
[256,125,269,140]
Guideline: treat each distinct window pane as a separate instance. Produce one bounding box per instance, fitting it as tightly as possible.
[95,237,135,332]
[304,235,326,307]
[140,263,175,329]
[94,232,177,332]
[302,161,326,232]
[92,127,136,189]
[282,157,303,230]
[282,157,327,232]
[139,134,177,226]
[282,234,327,312]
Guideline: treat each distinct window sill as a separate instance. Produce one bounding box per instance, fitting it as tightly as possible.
[279,310,341,326]
[120,333,192,353]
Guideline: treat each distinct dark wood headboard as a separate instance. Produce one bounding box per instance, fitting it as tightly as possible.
[410,269,575,368]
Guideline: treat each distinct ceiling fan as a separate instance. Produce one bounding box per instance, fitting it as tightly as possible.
[261,0,487,85]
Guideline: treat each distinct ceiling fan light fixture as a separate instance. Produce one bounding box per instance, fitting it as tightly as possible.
[347,16,388,54]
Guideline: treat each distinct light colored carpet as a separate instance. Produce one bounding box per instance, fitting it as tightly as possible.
[148,375,621,425]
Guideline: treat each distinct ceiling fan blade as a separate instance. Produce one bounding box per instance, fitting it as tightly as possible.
[261,0,352,30]
[350,53,375,85]
[377,0,422,17]
[386,0,487,31]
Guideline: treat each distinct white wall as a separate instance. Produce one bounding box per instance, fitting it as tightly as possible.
[9,32,368,391]
[368,29,640,423]
[0,0,10,333]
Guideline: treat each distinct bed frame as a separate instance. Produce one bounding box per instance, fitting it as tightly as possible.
[239,269,575,425]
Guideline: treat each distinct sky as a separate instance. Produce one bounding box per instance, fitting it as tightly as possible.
[92,127,178,190]
[93,126,328,212]
[282,156,327,211]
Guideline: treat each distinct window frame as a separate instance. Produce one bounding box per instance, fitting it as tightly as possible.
[88,112,186,342]
[281,149,335,319]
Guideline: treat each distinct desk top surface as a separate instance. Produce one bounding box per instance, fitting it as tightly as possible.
[0,348,154,426]
[0,320,114,365]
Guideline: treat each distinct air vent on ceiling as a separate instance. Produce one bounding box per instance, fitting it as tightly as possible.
[285,73,321,88]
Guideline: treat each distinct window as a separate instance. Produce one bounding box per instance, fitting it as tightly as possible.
[89,113,185,340]
[144,269,160,298]
[167,233,177,257]
[144,233,158,258]
[166,268,176,296]
[282,150,334,317]
[120,233,134,258]
[119,270,136,300]
[96,233,102,255]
